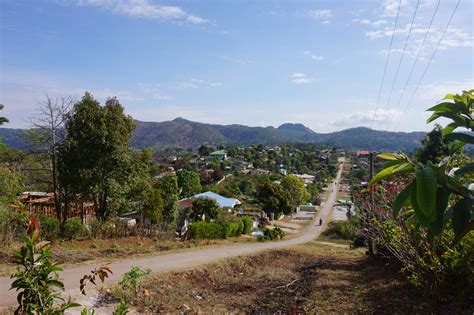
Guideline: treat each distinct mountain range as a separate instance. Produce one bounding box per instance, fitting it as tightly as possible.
[0,117,426,152]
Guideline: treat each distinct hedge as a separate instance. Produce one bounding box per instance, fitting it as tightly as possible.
[190,217,253,239]
[241,217,253,234]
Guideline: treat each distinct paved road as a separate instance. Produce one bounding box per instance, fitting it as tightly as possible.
[0,158,345,308]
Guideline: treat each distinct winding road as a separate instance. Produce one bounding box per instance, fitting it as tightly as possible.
[0,158,345,308]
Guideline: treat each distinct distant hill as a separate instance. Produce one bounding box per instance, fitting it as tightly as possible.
[0,117,426,152]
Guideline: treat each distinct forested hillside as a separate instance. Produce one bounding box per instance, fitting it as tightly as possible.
[1,118,425,151]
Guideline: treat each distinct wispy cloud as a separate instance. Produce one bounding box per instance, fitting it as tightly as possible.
[308,9,333,19]
[291,73,313,85]
[140,83,172,100]
[72,0,208,24]
[303,50,323,60]
[178,78,223,89]
[352,18,387,27]
[307,9,333,24]
[331,109,402,127]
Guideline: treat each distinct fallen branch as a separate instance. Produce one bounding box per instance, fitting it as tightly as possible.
[275,278,299,289]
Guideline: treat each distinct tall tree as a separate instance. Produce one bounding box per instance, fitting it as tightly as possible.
[177,169,201,198]
[0,104,9,151]
[415,124,450,164]
[58,93,135,220]
[256,182,291,217]
[281,175,310,210]
[155,175,179,223]
[26,96,73,222]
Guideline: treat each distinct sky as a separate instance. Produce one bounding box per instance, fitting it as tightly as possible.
[0,0,473,133]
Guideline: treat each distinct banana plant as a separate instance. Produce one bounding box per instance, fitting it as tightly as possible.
[370,90,474,244]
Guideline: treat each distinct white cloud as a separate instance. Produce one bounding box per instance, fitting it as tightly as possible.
[186,15,208,24]
[352,18,387,27]
[72,0,208,24]
[417,80,474,101]
[140,83,172,100]
[291,73,313,85]
[308,9,333,19]
[331,109,403,127]
[303,50,324,60]
[178,78,223,89]
[307,9,333,24]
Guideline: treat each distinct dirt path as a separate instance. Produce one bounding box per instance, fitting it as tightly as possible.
[0,158,345,308]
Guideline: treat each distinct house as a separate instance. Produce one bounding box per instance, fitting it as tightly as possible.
[294,174,315,184]
[209,150,228,160]
[192,191,241,208]
[19,191,96,224]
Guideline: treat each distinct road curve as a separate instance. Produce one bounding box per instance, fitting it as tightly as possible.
[0,158,345,307]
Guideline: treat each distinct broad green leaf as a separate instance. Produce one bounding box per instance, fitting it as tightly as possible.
[429,187,451,236]
[427,112,465,124]
[426,101,465,113]
[369,162,414,185]
[410,181,433,226]
[454,163,474,176]
[392,182,413,218]
[452,198,472,237]
[377,153,401,160]
[415,166,437,220]
[444,132,474,144]
[442,122,461,136]
[446,175,471,198]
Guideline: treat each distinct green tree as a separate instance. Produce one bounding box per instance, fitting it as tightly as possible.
[281,175,310,209]
[155,175,179,223]
[256,182,292,217]
[142,188,164,223]
[58,93,135,220]
[415,124,450,163]
[198,145,212,156]
[177,170,202,198]
[306,183,320,205]
[0,104,8,126]
[191,197,219,222]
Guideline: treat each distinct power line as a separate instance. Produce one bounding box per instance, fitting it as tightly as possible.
[368,0,402,133]
[375,0,420,132]
[386,0,441,131]
[393,0,461,131]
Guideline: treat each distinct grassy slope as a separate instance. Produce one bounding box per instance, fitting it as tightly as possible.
[111,241,471,314]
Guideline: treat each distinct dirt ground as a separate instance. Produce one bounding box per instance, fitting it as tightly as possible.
[0,236,258,276]
[109,241,472,314]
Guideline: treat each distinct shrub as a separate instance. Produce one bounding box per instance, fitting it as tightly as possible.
[237,219,245,235]
[190,221,227,239]
[0,205,26,244]
[38,214,60,241]
[258,226,285,241]
[225,222,241,238]
[63,218,84,240]
[241,217,253,234]
[119,266,151,293]
[322,218,361,241]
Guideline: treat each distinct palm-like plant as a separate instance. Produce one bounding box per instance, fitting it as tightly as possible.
[370,90,474,244]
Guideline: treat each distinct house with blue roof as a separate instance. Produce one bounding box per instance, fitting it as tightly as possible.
[191,191,241,208]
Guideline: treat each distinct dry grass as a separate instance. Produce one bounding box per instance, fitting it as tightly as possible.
[109,241,472,314]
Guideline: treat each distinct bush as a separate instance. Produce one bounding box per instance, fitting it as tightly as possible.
[258,226,285,241]
[190,221,227,239]
[321,217,361,242]
[38,214,60,241]
[0,206,26,244]
[225,222,241,238]
[119,266,151,292]
[237,219,245,234]
[63,218,84,240]
[241,217,253,234]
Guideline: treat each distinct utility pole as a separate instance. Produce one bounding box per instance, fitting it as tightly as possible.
[367,151,376,256]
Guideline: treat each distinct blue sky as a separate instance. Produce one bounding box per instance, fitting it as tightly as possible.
[1,0,472,132]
